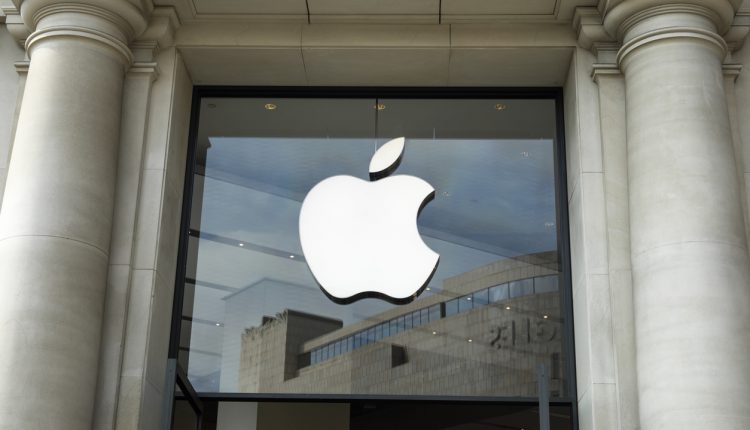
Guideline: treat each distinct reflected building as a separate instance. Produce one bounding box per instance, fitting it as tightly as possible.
[236,252,566,398]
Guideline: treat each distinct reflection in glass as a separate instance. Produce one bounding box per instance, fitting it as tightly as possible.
[458,295,472,313]
[445,299,458,317]
[473,289,490,306]
[178,97,568,399]
[535,275,560,293]
[429,305,441,321]
[510,278,534,298]
[490,283,509,302]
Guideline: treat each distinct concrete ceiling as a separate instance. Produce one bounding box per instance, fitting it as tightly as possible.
[159,0,597,87]
[157,0,600,23]
[187,0,561,16]
[175,23,578,86]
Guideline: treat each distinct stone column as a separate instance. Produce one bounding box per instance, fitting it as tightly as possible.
[0,2,145,429]
[611,3,750,429]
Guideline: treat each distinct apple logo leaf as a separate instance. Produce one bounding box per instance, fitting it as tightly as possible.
[369,137,405,181]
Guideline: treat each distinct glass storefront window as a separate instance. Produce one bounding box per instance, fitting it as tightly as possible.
[175,92,572,402]
[180,400,574,430]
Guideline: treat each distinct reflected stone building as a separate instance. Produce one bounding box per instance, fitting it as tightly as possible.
[237,254,566,398]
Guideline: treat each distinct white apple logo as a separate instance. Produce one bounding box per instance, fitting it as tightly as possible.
[299,137,440,304]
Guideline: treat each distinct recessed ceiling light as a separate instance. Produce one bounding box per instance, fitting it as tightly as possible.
[432,331,437,335]
[467,297,472,301]
[468,339,473,343]
[264,103,277,110]
[374,103,386,111]
[289,255,295,259]
[543,315,549,319]
[505,306,511,310]
[215,323,221,326]
[426,287,431,291]
[494,103,507,111]
[238,243,244,247]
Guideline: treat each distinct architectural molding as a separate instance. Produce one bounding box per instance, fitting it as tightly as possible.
[725,11,750,51]
[574,7,615,51]
[135,6,180,52]
[158,0,610,25]
[130,40,158,63]
[4,3,178,65]
[723,63,743,81]
[19,0,148,39]
[575,2,749,54]
[3,0,150,47]
[30,2,135,40]
[617,26,728,66]
[573,7,626,65]
[602,0,737,37]
[591,63,622,82]
[617,4,725,41]
[128,61,159,81]
[1,4,30,45]
[592,42,621,63]
[13,60,29,75]
[25,25,134,65]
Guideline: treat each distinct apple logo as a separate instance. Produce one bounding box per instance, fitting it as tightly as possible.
[299,137,440,304]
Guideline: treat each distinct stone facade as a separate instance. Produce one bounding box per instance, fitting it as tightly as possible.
[0,0,749,429]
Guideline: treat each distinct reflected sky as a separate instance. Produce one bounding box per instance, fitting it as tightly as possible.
[201,136,556,256]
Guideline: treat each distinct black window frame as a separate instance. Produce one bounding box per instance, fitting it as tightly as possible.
[167,86,577,429]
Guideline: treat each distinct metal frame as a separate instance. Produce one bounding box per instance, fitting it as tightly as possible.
[166,86,577,429]
[162,359,204,430]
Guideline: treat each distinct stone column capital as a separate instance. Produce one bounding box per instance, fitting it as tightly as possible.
[18,0,151,65]
[602,1,737,41]
[575,1,749,57]
[614,5,730,68]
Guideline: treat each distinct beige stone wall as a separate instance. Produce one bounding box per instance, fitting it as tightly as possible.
[0,25,24,209]
[565,46,627,430]
[733,26,750,256]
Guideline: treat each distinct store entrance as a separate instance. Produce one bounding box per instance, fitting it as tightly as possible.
[168,358,569,430]
[173,398,572,430]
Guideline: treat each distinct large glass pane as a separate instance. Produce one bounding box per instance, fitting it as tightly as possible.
[535,274,560,293]
[428,304,441,321]
[473,289,490,306]
[458,294,473,313]
[179,96,568,400]
[444,299,458,317]
[510,278,534,298]
[489,283,509,303]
